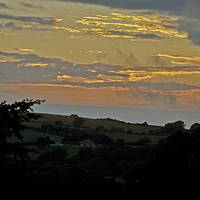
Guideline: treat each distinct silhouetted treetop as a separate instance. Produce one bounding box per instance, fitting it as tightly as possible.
[0,99,45,164]
[161,120,185,134]
[73,117,86,127]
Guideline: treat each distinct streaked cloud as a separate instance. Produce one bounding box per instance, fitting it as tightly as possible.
[153,54,200,60]
[52,0,200,46]
[0,50,199,86]
[19,63,48,68]
[52,25,80,33]
[75,12,188,40]
[0,21,23,30]
[112,67,200,83]
[0,3,10,9]
[53,0,189,14]
[0,31,17,36]
[15,48,35,52]
[0,13,57,25]
[56,74,128,83]
[19,2,47,10]
[1,0,200,113]
[170,61,200,65]
[171,46,182,49]
[152,53,200,65]
[1,51,199,95]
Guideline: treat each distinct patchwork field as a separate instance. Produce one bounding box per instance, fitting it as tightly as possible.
[34,113,162,133]
[6,113,166,161]
[9,113,164,145]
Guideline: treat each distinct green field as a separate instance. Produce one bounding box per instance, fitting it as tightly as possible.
[6,113,165,161]
[7,129,80,160]
[7,129,63,143]
[103,132,164,144]
[8,113,164,145]
[36,113,164,144]
[33,113,162,133]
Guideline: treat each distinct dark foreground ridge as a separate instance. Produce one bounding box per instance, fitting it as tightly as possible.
[1,100,200,199]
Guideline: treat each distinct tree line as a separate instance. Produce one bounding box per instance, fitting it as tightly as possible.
[1,100,200,199]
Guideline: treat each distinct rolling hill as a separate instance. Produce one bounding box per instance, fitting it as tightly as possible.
[34,113,162,133]
[23,113,163,144]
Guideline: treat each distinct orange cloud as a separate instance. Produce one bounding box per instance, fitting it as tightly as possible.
[56,69,200,85]
[170,61,193,64]
[160,89,200,97]
[66,36,83,39]
[2,81,200,111]
[171,46,182,48]
[17,62,48,67]
[113,69,200,82]
[54,18,63,23]
[130,38,160,42]
[76,12,188,40]
[18,48,35,52]
[153,54,200,60]
[0,32,17,36]
[84,16,109,20]
[25,63,48,67]
[56,74,128,83]
[101,34,135,39]
[52,24,80,33]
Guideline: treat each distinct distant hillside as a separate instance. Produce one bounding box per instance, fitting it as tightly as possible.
[7,113,165,145]
[34,113,162,134]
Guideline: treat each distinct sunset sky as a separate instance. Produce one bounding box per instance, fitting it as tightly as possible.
[1,0,200,126]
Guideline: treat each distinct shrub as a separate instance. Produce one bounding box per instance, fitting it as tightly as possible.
[37,148,67,163]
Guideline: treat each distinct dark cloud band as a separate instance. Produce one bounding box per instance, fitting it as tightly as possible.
[0,13,56,25]
[56,0,187,14]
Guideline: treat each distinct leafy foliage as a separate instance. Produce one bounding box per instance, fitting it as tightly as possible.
[190,122,200,133]
[37,148,68,163]
[54,120,62,125]
[126,129,133,134]
[41,124,70,135]
[124,129,200,198]
[115,139,126,148]
[0,99,45,164]
[110,127,125,133]
[161,120,185,134]
[73,117,86,127]
[2,166,124,200]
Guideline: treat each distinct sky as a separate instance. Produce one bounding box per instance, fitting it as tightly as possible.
[1,0,200,127]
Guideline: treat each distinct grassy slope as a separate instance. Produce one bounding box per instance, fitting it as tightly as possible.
[103,132,164,144]
[35,113,162,132]
[7,113,164,144]
[6,113,164,160]
[29,113,163,144]
[7,129,64,143]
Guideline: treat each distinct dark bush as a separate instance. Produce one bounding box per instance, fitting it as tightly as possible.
[37,148,67,163]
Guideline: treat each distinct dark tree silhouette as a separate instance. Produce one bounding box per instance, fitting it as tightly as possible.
[0,99,45,164]
[190,122,200,133]
[161,120,185,134]
[37,147,68,163]
[124,129,200,198]
[36,136,51,148]
[115,139,125,148]
[73,117,86,127]
[126,129,133,134]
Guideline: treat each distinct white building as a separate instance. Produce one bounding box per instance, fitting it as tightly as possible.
[80,139,95,148]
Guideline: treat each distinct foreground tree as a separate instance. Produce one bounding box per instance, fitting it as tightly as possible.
[37,147,68,163]
[161,120,185,134]
[0,99,45,165]
[73,117,86,127]
[124,129,200,198]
